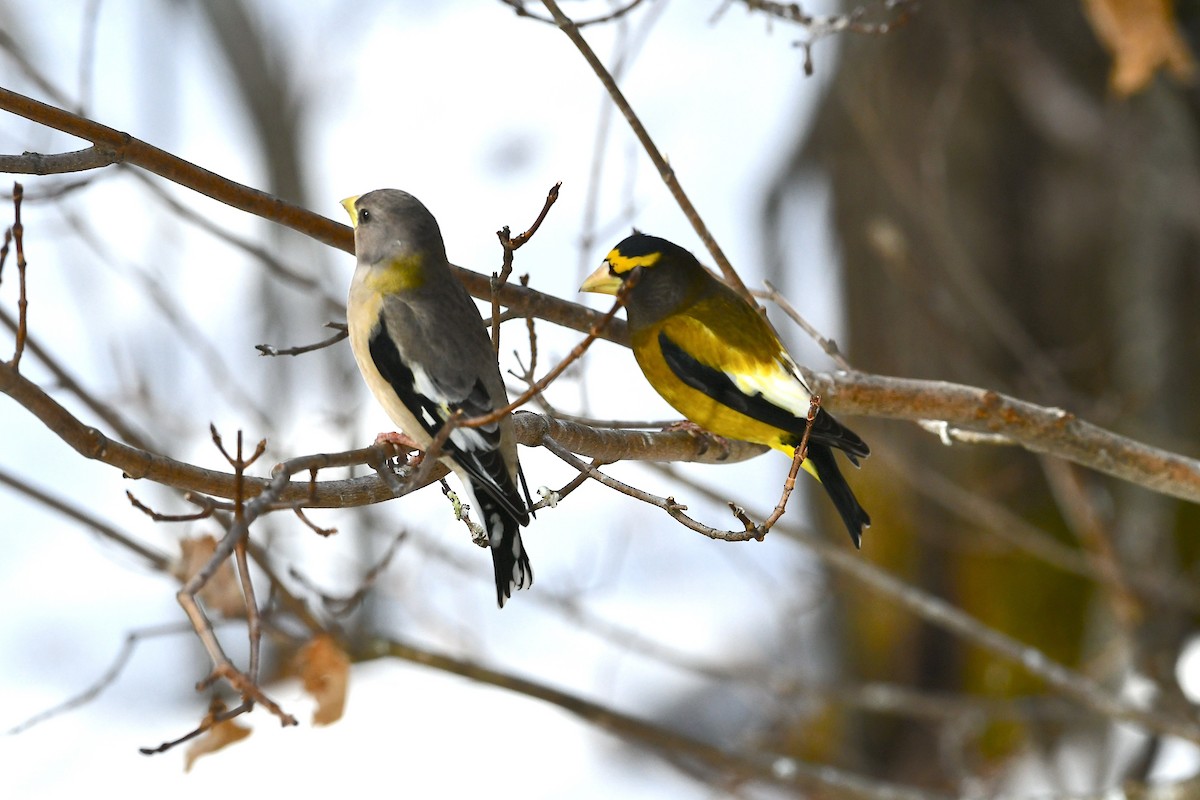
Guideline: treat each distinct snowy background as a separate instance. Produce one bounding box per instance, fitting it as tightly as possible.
[0,2,863,797]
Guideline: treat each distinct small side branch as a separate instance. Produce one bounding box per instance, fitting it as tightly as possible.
[731,395,821,538]
[465,269,640,431]
[256,323,347,357]
[4,182,29,370]
[0,146,119,175]
[492,182,561,351]
[542,435,761,542]
[536,0,754,303]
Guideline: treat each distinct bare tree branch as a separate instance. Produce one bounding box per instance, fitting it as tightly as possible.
[0,88,629,345]
[536,0,752,301]
[368,636,952,800]
[813,370,1200,504]
[673,475,1200,745]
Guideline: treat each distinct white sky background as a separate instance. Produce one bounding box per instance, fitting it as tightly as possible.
[0,1,871,797]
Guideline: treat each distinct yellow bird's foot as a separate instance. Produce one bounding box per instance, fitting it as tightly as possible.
[374,431,424,466]
[664,420,731,459]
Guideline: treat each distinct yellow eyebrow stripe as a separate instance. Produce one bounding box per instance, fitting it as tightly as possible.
[605,249,661,274]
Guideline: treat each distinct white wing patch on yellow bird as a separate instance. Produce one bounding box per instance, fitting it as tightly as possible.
[731,361,815,419]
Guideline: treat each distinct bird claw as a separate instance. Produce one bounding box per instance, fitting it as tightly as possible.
[374,431,424,466]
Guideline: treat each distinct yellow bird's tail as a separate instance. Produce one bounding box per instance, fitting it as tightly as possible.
[784,441,871,547]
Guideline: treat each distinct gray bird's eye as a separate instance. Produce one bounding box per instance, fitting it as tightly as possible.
[358,208,371,224]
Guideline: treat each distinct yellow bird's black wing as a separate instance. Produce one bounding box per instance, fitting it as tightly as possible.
[654,290,869,460]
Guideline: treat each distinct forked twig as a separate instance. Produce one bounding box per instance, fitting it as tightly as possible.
[542,435,761,542]
[164,427,298,750]
[730,395,821,538]
[465,270,639,431]
[491,182,561,352]
[289,529,408,616]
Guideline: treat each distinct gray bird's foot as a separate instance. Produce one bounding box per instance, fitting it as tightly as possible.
[374,431,424,466]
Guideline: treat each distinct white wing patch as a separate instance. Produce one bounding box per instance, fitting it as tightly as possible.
[449,426,491,452]
[731,356,815,418]
[409,363,494,453]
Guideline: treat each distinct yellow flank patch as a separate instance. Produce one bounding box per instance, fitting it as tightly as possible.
[365,254,425,293]
[632,323,785,447]
[606,249,661,274]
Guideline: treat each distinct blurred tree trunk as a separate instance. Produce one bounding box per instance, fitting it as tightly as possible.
[763,0,1200,786]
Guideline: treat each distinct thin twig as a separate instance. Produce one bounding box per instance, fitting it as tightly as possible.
[492,183,561,352]
[462,270,639,431]
[369,634,951,800]
[289,530,408,617]
[674,474,1200,745]
[139,697,254,756]
[498,0,649,28]
[537,0,753,302]
[541,434,761,542]
[759,280,851,370]
[256,323,347,357]
[6,622,197,735]
[736,395,822,536]
[7,182,27,370]
[127,490,213,522]
[530,459,597,511]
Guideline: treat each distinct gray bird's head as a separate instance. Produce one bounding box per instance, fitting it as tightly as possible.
[341,189,449,273]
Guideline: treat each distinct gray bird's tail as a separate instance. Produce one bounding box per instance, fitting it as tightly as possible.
[475,490,533,607]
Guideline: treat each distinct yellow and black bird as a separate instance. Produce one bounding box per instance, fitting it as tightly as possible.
[580,233,870,545]
[343,189,533,606]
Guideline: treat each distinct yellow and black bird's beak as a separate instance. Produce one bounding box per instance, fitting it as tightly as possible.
[579,260,623,295]
[341,195,361,227]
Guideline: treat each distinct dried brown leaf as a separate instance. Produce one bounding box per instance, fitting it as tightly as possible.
[183,703,252,772]
[1083,0,1196,96]
[296,635,350,726]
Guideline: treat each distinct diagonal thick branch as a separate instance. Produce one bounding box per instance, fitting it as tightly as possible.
[0,87,627,345]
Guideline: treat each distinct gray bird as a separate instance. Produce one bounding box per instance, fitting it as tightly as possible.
[342,189,533,607]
